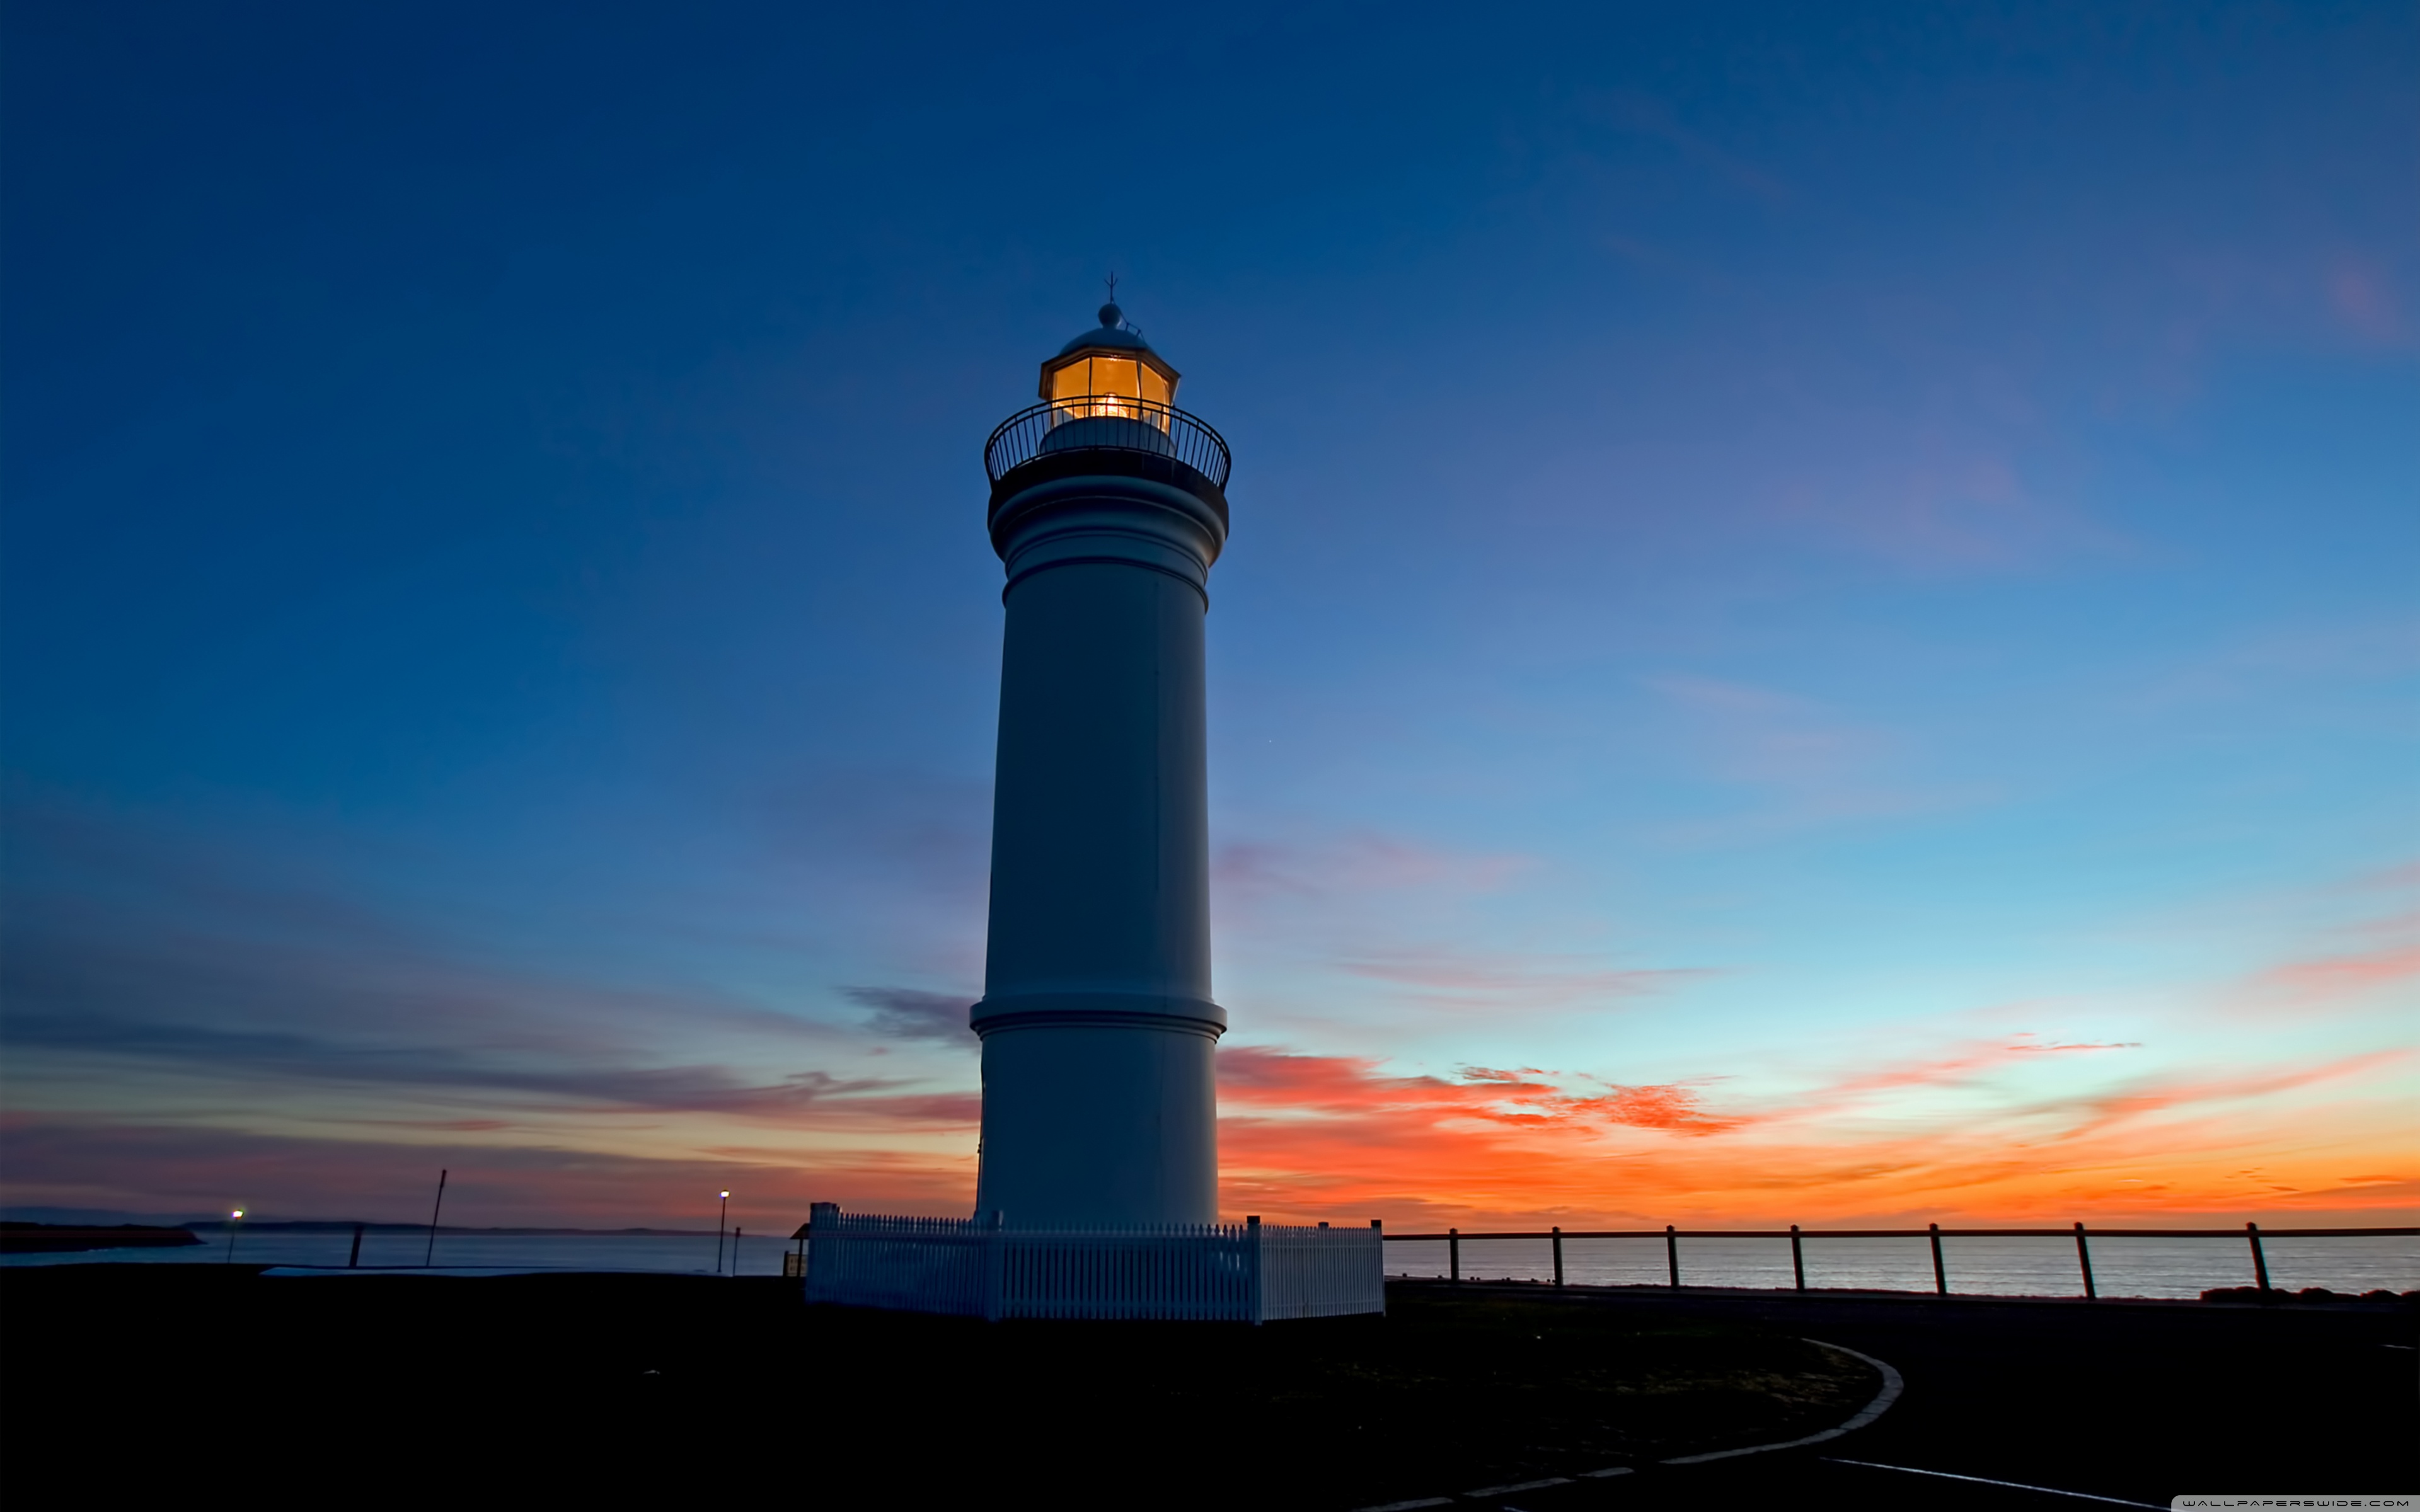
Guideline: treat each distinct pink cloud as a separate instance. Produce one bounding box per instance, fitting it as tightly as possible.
[1640,674,1999,840]
[1336,950,1702,1006]
[2005,1038,2141,1053]
[1213,832,1531,902]
[1646,675,1887,784]
[2326,258,2407,344]
[1762,433,2122,574]
[0,1112,977,1228]
[2140,616,2420,711]
[2254,946,2420,1002]
[2348,861,2420,893]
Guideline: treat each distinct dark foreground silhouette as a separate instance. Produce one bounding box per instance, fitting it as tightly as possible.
[1,1268,2410,1506]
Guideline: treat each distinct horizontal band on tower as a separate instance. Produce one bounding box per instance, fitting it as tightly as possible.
[970,991,1228,1038]
[988,471,1228,564]
[1001,549,1212,607]
[991,473,1228,607]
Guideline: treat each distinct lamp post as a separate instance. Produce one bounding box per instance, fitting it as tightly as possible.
[222,1208,245,1264]
[970,301,1232,1228]
[715,1191,730,1275]
[422,1168,448,1268]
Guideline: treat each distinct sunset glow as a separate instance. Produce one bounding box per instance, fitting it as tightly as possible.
[3,6,2412,1237]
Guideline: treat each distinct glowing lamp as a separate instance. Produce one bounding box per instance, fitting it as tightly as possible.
[1039,303,1179,429]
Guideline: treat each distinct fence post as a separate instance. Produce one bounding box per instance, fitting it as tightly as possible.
[348,1222,364,1269]
[1552,1226,1564,1288]
[1448,1226,1460,1284]
[1929,1223,1947,1295]
[1666,1225,1680,1288]
[2246,1222,2271,1296]
[1373,1218,1387,1314]
[2073,1222,2095,1300]
[1790,1225,1806,1292]
[1247,1215,1264,1324]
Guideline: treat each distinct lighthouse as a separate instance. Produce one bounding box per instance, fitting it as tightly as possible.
[971,303,1232,1228]
[799,306,1379,1319]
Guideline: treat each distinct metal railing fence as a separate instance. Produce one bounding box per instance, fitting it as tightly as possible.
[1388,1223,2417,1300]
[983,398,1232,487]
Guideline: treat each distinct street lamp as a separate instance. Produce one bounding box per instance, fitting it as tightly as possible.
[715,1191,730,1275]
[223,1209,245,1264]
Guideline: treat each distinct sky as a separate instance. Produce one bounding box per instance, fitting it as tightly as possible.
[2,1,2412,1235]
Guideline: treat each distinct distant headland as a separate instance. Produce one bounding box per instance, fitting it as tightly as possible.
[1,1221,202,1254]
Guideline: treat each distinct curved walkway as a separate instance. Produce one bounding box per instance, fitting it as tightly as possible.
[1354,1337,1908,1511]
[1374,1282,2413,1509]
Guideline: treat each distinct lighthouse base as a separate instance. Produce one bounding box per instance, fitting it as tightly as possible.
[800,1205,1385,1322]
[972,1016,1218,1228]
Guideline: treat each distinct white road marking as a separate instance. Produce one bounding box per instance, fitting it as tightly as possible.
[1661,1339,1905,1463]
[1351,1499,1456,1511]
[1823,1457,2167,1508]
[1461,1477,1573,1496]
[1577,1466,1635,1478]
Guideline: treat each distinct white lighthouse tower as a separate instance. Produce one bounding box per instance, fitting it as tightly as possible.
[798,308,1382,1319]
[969,302,1231,1228]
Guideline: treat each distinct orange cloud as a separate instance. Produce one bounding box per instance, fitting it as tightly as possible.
[14,1038,2410,1233]
[1207,1043,2417,1229]
[1571,1084,1748,1136]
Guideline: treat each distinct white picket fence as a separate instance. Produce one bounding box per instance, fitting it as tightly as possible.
[800,1205,1385,1322]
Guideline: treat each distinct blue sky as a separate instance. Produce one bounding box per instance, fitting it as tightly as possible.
[3,1,2412,1231]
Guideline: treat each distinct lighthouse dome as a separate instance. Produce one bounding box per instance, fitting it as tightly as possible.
[1040,303,1182,404]
[1056,304,1159,357]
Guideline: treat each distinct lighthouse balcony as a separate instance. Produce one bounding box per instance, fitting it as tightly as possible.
[984,397,1232,496]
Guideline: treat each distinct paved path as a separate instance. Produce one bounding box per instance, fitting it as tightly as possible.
[1383,1283,2416,1509]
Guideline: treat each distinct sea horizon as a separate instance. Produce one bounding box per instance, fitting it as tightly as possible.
[7,1223,2412,1300]
[9,1203,2414,1236]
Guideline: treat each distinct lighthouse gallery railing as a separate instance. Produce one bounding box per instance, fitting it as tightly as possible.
[801,1206,1382,1322]
[984,398,1232,488]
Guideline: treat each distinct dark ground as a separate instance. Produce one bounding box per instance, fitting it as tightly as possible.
[0,1268,2411,1507]
[0,1222,200,1254]
[1419,1280,2417,1509]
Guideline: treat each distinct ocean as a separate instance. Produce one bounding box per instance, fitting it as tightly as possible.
[0,1228,791,1276]
[8,1226,2412,1298]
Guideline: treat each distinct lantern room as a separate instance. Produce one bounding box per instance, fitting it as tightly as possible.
[1040,303,1179,426]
